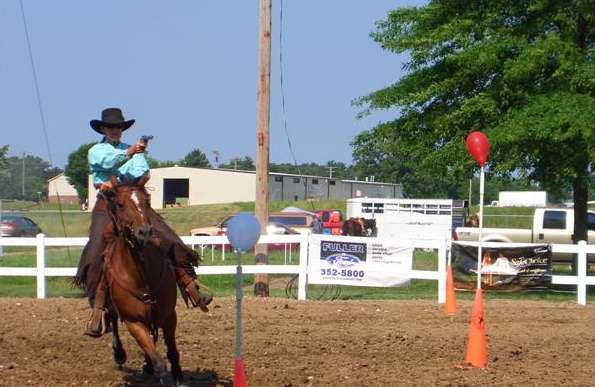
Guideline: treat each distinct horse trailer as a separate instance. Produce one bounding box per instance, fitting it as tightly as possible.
[346,198,468,241]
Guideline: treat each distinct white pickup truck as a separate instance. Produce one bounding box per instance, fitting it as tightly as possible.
[455,208,595,260]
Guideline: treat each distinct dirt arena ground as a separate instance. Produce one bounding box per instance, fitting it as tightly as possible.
[0,296,594,386]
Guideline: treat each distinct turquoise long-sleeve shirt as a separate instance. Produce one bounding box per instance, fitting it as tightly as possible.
[88,138,150,185]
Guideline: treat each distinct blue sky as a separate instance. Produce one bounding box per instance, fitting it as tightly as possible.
[0,1,422,168]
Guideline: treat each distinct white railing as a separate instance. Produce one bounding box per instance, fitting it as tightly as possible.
[3,234,592,305]
[0,234,447,302]
[0,233,309,301]
[397,238,447,304]
[186,235,297,264]
[453,240,595,305]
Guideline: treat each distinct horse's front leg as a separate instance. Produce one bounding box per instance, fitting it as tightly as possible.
[142,329,158,375]
[163,311,183,384]
[110,311,127,369]
[124,321,167,381]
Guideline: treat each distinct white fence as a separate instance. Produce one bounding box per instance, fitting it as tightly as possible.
[0,234,309,300]
[1,234,593,305]
[453,240,595,305]
[0,234,448,302]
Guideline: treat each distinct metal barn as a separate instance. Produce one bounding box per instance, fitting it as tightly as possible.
[88,167,402,209]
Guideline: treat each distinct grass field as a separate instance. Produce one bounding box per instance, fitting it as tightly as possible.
[0,243,588,302]
[0,201,589,301]
[10,199,540,237]
[1,200,80,211]
[11,199,347,237]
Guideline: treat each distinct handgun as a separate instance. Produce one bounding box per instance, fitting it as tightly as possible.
[140,135,154,145]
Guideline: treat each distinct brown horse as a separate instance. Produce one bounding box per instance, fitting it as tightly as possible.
[101,181,182,384]
[341,217,377,237]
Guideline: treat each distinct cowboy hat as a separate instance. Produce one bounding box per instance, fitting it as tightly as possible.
[90,108,135,134]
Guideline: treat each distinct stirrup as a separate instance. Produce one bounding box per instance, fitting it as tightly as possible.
[85,308,108,338]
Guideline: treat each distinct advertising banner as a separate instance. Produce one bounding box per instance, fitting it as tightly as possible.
[308,235,413,287]
[452,243,552,291]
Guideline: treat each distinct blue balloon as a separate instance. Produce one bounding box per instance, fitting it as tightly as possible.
[227,213,261,252]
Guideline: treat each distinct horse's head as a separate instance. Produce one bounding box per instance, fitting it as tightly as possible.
[363,218,377,237]
[104,178,153,246]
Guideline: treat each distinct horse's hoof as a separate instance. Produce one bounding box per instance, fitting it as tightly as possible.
[171,365,183,385]
[113,348,127,366]
[154,361,168,384]
[157,371,171,386]
[142,362,154,375]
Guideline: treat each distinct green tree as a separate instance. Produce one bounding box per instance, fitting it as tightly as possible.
[220,156,255,171]
[0,145,10,191]
[146,155,161,169]
[324,161,354,179]
[146,155,178,168]
[45,167,63,181]
[0,153,58,201]
[65,143,95,200]
[269,161,355,179]
[157,160,178,168]
[354,1,595,242]
[181,148,211,168]
[269,162,325,176]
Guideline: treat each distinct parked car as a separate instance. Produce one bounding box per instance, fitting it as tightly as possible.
[268,212,315,234]
[190,216,300,250]
[0,214,43,237]
[191,214,310,236]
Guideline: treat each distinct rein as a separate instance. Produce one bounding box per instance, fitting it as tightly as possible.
[101,191,124,237]
[103,191,135,246]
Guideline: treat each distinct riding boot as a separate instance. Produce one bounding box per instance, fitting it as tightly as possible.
[85,277,109,338]
[175,268,213,312]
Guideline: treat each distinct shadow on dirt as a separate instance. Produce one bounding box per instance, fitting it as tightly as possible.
[120,367,231,386]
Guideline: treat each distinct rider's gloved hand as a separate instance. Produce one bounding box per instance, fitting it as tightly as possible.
[99,181,114,191]
[126,142,146,157]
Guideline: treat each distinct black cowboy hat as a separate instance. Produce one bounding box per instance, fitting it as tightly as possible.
[90,107,135,134]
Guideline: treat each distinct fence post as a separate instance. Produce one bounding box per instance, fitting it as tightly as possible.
[36,233,46,299]
[577,240,587,306]
[297,232,309,301]
[437,240,446,304]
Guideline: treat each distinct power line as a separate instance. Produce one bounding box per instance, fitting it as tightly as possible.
[279,0,299,170]
[19,0,53,167]
[19,0,71,253]
[279,0,314,205]
[279,0,302,177]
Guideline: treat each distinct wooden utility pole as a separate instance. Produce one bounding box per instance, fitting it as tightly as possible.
[254,0,271,296]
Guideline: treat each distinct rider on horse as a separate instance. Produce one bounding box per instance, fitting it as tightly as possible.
[75,107,212,337]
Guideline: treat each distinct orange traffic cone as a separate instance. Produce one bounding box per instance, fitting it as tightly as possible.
[233,358,248,387]
[444,264,458,316]
[462,288,488,368]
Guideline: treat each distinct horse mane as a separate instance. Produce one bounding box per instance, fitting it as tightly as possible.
[342,217,377,237]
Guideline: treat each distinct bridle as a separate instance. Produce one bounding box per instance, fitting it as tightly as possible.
[102,186,148,248]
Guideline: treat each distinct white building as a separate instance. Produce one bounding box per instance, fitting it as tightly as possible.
[47,173,79,204]
[88,166,402,210]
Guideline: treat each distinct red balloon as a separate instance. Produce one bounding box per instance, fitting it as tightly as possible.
[466,131,490,167]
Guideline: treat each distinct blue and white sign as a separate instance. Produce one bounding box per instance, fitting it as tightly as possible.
[308,235,413,287]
